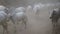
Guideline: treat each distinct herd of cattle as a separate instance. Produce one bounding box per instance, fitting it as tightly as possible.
[0,3,60,34]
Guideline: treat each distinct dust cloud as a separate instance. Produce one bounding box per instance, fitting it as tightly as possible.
[0,0,60,34]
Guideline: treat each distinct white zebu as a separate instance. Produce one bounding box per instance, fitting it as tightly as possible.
[33,4,40,14]
[0,5,8,34]
[9,7,28,33]
[33,3,45,16]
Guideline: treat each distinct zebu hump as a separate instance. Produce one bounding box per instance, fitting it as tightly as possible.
[15,7,25,12]
[0,5,6,11]
[0,11,7,22]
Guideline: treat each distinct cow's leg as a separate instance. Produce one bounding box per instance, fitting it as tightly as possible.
[10,16,17,33]
[52,18,59,34]
[2,22,8,34]
[10,18,17,34]
[11,21,17,34]
[52,23,57,34]
[22,17,28,29]
[23,20,27,29]
[3,27,5,34]
[5,23,8,34]
[22,19,26,29]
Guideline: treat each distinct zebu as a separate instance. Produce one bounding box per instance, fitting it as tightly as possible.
[50,8,60,34]
[33,4,41,16]
[33,3,44,16]
[9,7,28,33]
[0,5,8,34]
